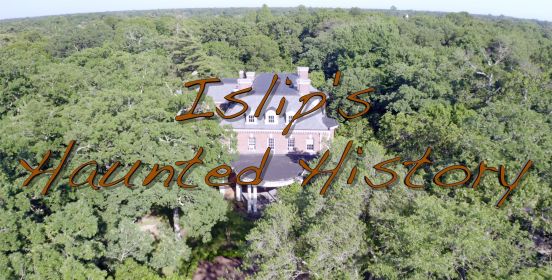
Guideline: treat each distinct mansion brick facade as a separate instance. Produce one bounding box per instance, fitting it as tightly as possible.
[206,67,338,155]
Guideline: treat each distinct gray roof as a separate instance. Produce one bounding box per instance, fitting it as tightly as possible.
[205,78,238,104]
[206,73,338,131]
[232,153,316,182]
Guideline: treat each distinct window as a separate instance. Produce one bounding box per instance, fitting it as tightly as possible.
[268,137,275,150]
[306,138,314,151]
[286,114,293,124]
[246,115,256,124]
[287,137,295,151]
[265,109,278,124]
[248,137,256,151]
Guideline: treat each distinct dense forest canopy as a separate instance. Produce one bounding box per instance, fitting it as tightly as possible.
[0,5,551,279]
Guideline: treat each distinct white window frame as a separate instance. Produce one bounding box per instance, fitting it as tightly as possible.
[287,137,295,152]
[246,114,257,124]
[268,137,275,151]
[286,112,294,124]
[248,136,256,151]
[265,109,278,124]
[306,138,314,151]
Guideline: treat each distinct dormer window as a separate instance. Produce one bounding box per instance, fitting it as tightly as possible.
[246,114,256,124]
[286,112,294,124]
[265,109,278,124]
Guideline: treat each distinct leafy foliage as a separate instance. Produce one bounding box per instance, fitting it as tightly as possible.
[0,6,551,279]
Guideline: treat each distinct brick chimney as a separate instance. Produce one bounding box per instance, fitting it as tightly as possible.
[297,67,311,95]
[237,71,254,90]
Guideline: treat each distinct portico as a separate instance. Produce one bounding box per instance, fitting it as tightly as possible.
[218,153,316,213]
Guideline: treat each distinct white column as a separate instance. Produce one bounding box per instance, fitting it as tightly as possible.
[252,185,258,213]
[235,185,241,201]
[219,186,227,196]
[247,185,252,213]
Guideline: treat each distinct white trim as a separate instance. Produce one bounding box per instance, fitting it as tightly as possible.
[285,112,294,124]
[265,109,278,125]
[245,114,257,124]
[267,135,275,151]
[248,135,256,151]
[306,136,314,152]
[287,136,295,152]
[261,178,299,187]
[233,129,332,133]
